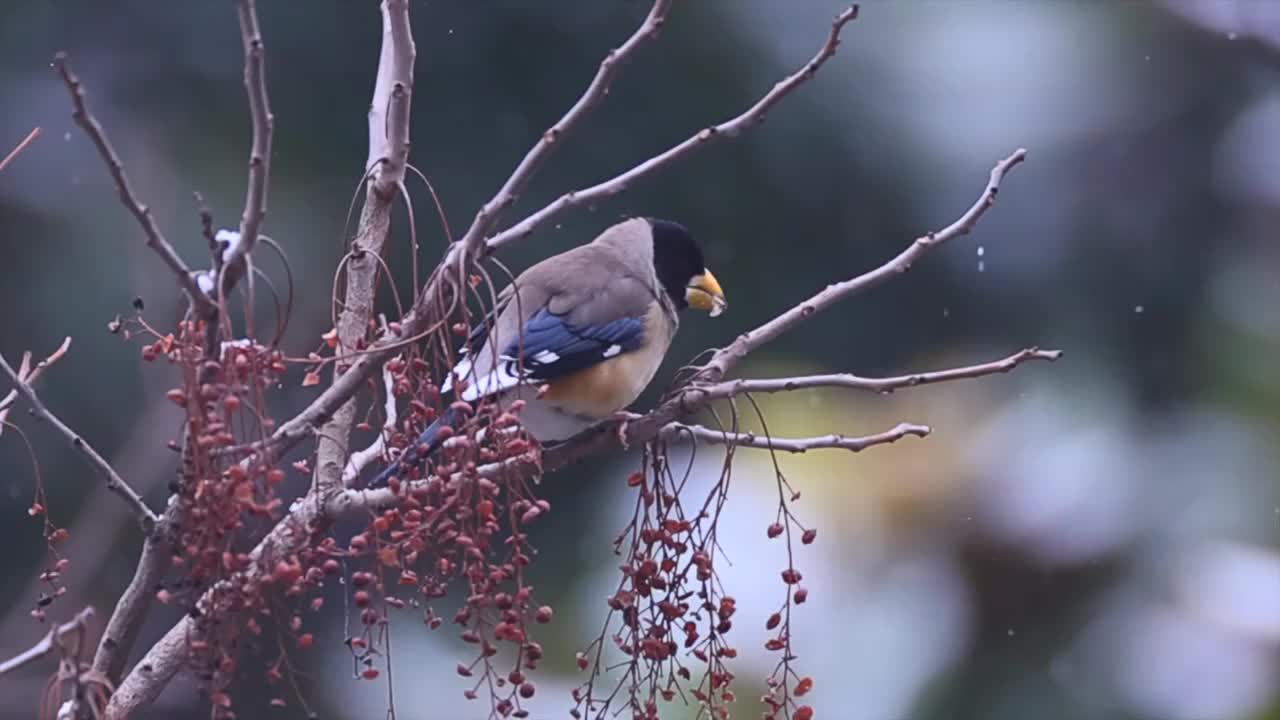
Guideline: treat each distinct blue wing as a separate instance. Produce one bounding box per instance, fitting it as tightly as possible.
[374,308,645,487]
[506,308,645,382]
[442,306,647,401]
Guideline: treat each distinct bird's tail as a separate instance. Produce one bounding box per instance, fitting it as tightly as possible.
[367,405,462,489]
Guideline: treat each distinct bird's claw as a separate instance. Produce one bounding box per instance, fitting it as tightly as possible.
[611,411,644,450]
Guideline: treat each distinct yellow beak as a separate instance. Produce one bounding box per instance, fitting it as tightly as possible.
[685,269,727,317]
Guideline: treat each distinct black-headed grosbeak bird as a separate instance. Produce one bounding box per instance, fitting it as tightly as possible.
[369,216,726,488]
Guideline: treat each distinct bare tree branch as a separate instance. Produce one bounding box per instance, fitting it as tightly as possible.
[333,451,542,517]
[106,7,416,710]
[0,350,158,529]
[220,0,275,295]
[0,607,94,678]
[52,54,218,319]
[456,0,674,255]
[342,364,397,484]
[86,27,282,667]
[89,525,169,690]
[700,347,1062,399]
[485,5,860,253]
[543,147,1034,473]
[0,127,41,173]
[370,0,414,195]
[662,422,931,453]
[314,0,416,501]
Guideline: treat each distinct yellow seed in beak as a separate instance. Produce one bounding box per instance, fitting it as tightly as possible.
[686,270,727,317]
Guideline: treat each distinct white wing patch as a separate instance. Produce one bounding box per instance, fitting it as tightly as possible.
[531,350,561,364]
[602,344,623,358]
[439,355,471,395]
[440,352,525,403]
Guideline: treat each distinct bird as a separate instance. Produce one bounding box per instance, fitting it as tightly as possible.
[368,217,726,489]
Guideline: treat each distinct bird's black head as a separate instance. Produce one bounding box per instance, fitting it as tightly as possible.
[648,218,706,310]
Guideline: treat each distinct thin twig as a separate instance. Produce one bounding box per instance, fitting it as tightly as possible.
[0,351,158,530]
[0,337,72,435]
[0,127,41,173]
[709,147,1029,377]
[486,5,860,253]
[221,0,275,294]
[663,422,930,453]
[700,347,1062,399]
[456,0,674,256]
[0,607,94,678]
[51,54,217,319]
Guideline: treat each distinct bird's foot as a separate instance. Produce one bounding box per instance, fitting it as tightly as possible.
[610,411,645,450]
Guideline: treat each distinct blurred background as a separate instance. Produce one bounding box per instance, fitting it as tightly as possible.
[2,1,1278,718]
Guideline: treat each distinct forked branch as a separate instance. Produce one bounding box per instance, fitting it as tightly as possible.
[0,606,94,678]
[456,0,674,255]
[486,5,860,253]
[700,347,1062,399]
